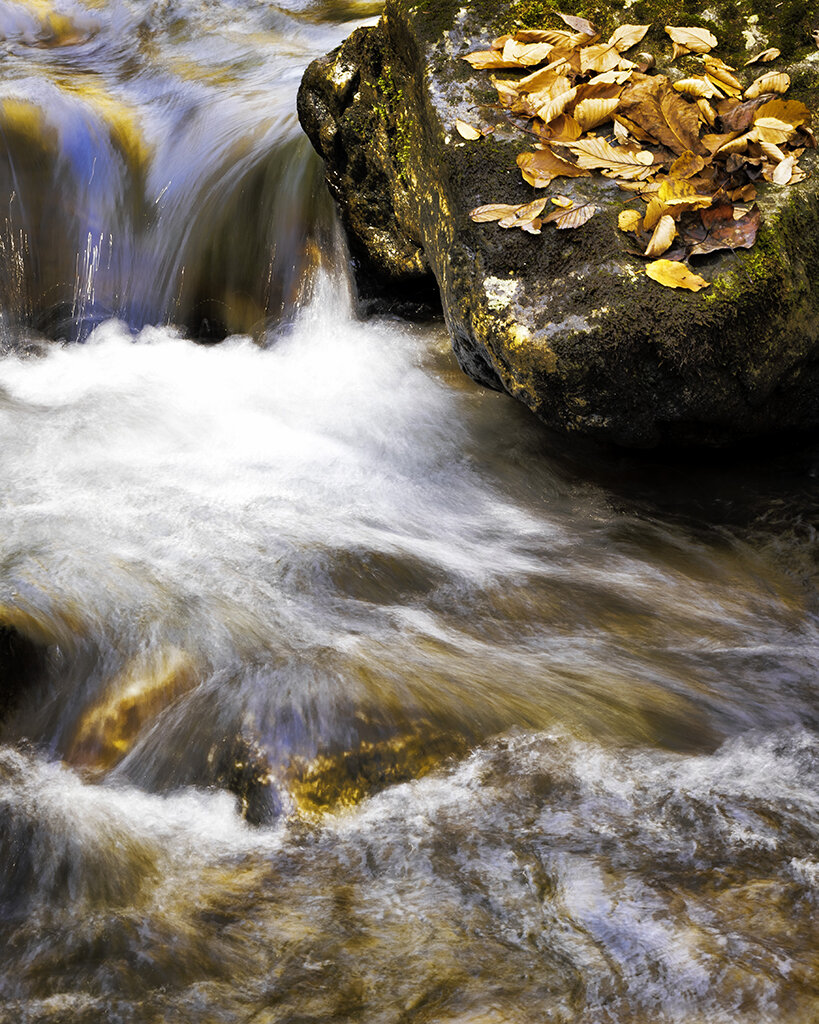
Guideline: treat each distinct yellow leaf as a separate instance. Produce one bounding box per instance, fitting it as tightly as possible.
[560,136,654,179]
[703,57,743,96]
[644,214,677,256]
[618,209,643,232]
[665,26,718,57]
[657,179,711,206]
[455,119,482,140]
[697,98,718,126]
[516,148,590,187]
[745,48,780,65]
[551,195,574,207]
[673,77,721,99]
[587,69,633,86]
[771,155,795,185]
[542,202,598,229]
[544,113,583,142]
[608,24,650,52]
[573,96,620,131]
[669,151,707,178]
[646,259,710,290]
[755,98,811,128]
[644,196,670,230]
[745,71,790,99]
[752,116,796,145]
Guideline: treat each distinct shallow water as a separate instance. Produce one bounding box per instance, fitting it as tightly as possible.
[0,2,818,1022]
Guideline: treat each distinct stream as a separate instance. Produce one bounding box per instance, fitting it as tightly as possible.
[0,2,817,1022]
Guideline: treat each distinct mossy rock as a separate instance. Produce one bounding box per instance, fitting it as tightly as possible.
[299,0,819,445]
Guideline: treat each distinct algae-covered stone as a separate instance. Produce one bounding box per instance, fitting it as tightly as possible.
[299,0,819,446]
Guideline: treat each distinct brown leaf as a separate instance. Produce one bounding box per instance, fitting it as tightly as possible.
[516,148,591,187]
[619,74,704,155]
[745,71,790,99]
[673,77,721,99]
[514,30,578,46]
[646,259,710,290]
[697,99,718,127]
[560,136,654,179]
[542,202,598,229]
[745,48,780,65]
[619,209,643,232]
[689,204,760,255]
[502,39,554,66]
[716,95,774,133]
[455,119,482,140]
[665,26,718,57]
[645,214,677,256]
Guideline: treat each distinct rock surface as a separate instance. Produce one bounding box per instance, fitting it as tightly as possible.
[298,0,819,446]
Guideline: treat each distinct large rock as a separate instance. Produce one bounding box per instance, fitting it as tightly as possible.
[298,0,819,446]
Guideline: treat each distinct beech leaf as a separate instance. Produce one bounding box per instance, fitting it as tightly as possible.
[557,12,598,37]
[665,26,718,57]
[455,119,482,140]
[608,24,650,52]
[619,209,643,232]
[645,214,677,256]
[689,204,760,255]
[745,71,790,99]
[542,202,598,228]
[703,57,743,97]
[573,96,621,131]
[517,148,591,187]
[646,259,710,290]
[755,98,811,128]
[745,48,780,65]
[619,75,703,155]
[551,195,574,208]
[463,50,523,70]
[470,202,536,222]
[560,135,654,179]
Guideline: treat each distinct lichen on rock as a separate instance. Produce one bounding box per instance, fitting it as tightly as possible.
[299,1,819,446]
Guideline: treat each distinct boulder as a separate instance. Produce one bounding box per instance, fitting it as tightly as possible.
[298,0,819,446]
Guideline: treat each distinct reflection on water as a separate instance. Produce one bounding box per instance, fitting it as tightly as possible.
[0,0,817,1021]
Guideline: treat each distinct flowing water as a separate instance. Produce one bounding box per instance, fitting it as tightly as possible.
[0,2,818,1022]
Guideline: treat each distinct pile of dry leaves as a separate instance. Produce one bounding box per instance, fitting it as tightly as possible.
[461,13,814,290]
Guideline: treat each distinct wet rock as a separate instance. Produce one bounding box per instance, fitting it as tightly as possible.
[208,732,285,826]
[299,1,819,446]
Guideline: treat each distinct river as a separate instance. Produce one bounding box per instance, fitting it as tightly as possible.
[0,2,817,1022]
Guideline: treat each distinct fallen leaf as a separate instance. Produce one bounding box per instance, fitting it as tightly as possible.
[689,204,760,254]
[703,56,743,97]
[755,97,811,128]
[665,25,718,58]
[752,116,796,146]
[455,119,482,140]
[544,113,583,142]
[557,12,598,37]
[645,214,677,256]
[771,155,795,185]
[517,148,591,187]
[745,48,780,65]
[579,42,621,75]
[463,50,524,70]
[560,135,654,179]
[619,209,643,232]
[646,259,710,289]
[498,198,549,230]
[669,151,707,178]
[536,86,578,124]
[619,74,704,154]
[658,178,714,209]
[514,30,578,46]
[745,71,790,99]
[644,195,671,229]
[470,202,535,222]
[574,96,621,131]
[502,39,555,66]
[542,202,598,228]
[608,24,650,52]
[716,95,775,133]
[697,99,718,126]
[551,195,574,207]
[673,77,721,99]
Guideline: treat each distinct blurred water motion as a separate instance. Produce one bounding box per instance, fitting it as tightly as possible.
[0,2,817,1022]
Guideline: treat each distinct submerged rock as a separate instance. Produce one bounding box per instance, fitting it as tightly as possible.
[299,1,819,446]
